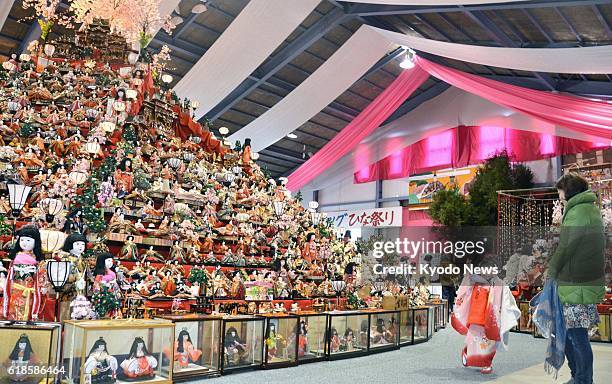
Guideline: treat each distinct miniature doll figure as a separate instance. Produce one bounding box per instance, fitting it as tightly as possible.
[297,321,309,357]
[4,334,40,382]
[161,271,177,297]
[114,159,134,198]
[230,272,244,299]
[140,200,161,219]
[301,233,318,263]
[120,337,158,379]
[265,323,285,360]
[134,219,147,233]
[204,251,218,265]
[119,235,139,261]
[84,337,118,384]
[61,232,89,295]
[3,226,47,321]
[93,253,118,287]
[169,240,186,263]
[98,176,115,207]
[221,248,235,265]
[370,318,393,345]
[328,327,341,353]
[163,194,175,214]
[341,328,357,351]
[224,327,248,366]
[172,329,202,369]
[141,246,165,263]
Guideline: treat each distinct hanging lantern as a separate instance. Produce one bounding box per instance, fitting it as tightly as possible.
[251,152,259,160]
[309,208,321,226]
[7,183,32,217]
[273,200,286,217]
[44,43,56,57]
[19,53,31,62]
[373,278,386,294]
[232,166,242,176]
[100,121,116,133]
[223,172,236,185]
[167,157,181,169]
[127,51,139,65]
[40,229,67,254]
[189,136,201,144]
[113,100,126,112]
[86,108,99,121]
[183,152,195,162]
[161,74,173,84]
[2,61,16,71]
[69,171,88,185]
[40,197,64,222]
[125,89,138,100]
[308,201,319,210]
[46,259,71,291]
[218,127,229,137]
[85,141,101,155]
[7,101,20,114]
[331,279,347,296]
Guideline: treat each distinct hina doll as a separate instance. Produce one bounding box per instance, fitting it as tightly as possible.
[120,337,157,379]
[265,323,284,360]
[301,233,317,262]
[172,330,202,369]
[141,246,165,263]
[3,226,47,321]
[370,318,393,345]
[224,328,248,365]
[169,240,186,263]
[4,335,40,382]
[451,272,520,374]
[328,328,341,353]
[84,338,118,384]
[92,254,121,317]
[342,328,357,351]
[61,232,89,295]
[113,159,134,198]
[297,321,308,357]
[119,236,139,260]
[98,176,115,207]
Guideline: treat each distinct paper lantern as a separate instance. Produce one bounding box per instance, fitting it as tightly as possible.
[167,157,181,169]
[125,89,138,99]
[40,197,64,216]
[189,136,201,144]
[7,101,20,113]
[2,61,16,71]
[40,230,67,254]
[44,43,55,57]
[69,171,88,185]
[183,152,195,162]
[308,201,319,210]
[161,74,173,84]
[7,183,32,217]
[273,200,286,217]
[100,121,116,133]
[251,152,259,160]
[85,141,101,155]
[219,127,229,136]
[113,100,126,112]
[86,108,99,121]
[46,259,71,289]
[19,54,31,62]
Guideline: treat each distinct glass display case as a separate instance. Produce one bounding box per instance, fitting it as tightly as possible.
[367,310,400,353]
[156,314,222,380]
[427,306,435,338]
[260,314,298,368]
[432,301,448,331]
[398,309,414,346]
[326,311,369,360]
[0,321,61,384]
[63,319,175,384]
[295,312,328,363]
[413,307,431,344]
[220,315,264,373]
[517,301,533,333]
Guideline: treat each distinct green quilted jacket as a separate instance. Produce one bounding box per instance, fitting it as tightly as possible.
[547,190,606,304]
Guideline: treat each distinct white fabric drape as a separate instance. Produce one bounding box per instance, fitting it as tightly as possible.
[229,25,396,152]
[0,0,14,31]
[343,0,524,4]
[300,87,611,191]
[371,27,612,74]
[173,0,320,120]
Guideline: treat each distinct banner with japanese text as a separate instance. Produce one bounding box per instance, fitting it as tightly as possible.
[325,207,403,228]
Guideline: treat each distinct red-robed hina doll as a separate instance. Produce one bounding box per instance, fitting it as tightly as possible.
[301,233,317,263]
[2,226,48,321]
[120,337,158,379]
[168,329,202,369]
[451,271,520,374]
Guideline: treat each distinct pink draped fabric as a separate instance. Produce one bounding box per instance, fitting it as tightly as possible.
[354,125,609,183]
[416,56,612,140]
[286,56,612,191]
[285,66,429,191]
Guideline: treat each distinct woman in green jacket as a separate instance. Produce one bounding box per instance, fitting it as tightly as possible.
[550,173,605,384]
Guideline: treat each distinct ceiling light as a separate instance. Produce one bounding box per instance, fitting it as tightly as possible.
[399,48,415,69]
[287,133,298,139]
[192,3,208,13]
